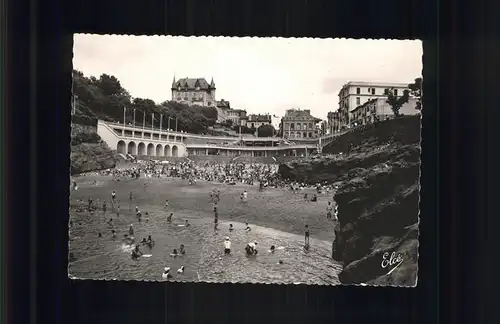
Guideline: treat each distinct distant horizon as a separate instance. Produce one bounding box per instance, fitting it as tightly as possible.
[73,35,423,120]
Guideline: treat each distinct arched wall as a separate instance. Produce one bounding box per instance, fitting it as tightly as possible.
[127,142,137,155]
[117,140,126,154]
[156,144,163,156]
[147,143,155,156]
[138,142,146,155]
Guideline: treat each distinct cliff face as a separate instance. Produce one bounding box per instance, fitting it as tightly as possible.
[70,124,120,175]
[279,116,421,286]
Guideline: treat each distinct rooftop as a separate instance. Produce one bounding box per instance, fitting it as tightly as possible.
[172,77,215,90]
[341,81,409,88]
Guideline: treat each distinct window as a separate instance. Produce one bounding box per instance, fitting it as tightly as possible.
[308,123,312,129]
[394,89,398,96]
[303,132,307,138]
[356,87,360,94]
[308,132,313,137]
[384,88,389,95]
[290,123,295,130]
[207,101,212,106]
[371,88,375,95]
[356,97,360,105]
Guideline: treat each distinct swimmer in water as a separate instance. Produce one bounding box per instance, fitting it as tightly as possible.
[245,223,251,232]
[269,245,276,253]
[185,220,190,227]
[167,213,173,223]
[179,244,186,255]
[170,249,179,257]
[229,224,234,232]
[131,245,142,259]
[164,200,169,209]
[129,224,134,235]
[245,241,258,255]
[162,267,172,279]
[111,229,116,239]
[146,235,154,248]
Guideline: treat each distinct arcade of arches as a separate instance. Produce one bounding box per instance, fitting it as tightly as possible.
[116,140,180,157]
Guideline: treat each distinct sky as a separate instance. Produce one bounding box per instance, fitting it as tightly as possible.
[73,34,422,120]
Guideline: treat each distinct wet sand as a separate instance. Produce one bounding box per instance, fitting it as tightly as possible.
[69,176,341,284]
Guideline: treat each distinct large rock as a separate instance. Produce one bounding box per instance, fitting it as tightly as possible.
[70,123,119,175]
[279,115,421,286]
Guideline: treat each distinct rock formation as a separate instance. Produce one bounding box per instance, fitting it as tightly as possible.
[70,124,119,175]
[279,115,421,286]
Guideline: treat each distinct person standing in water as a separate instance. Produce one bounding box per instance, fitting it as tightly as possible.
[326,201,333,220]
[129,192,133,211]
[223,237,231,255]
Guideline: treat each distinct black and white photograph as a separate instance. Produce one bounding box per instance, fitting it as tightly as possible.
[69,34,422,286]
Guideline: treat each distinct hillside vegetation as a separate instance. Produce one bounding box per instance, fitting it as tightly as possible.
[72,70,218,134]
[278,115,421,286]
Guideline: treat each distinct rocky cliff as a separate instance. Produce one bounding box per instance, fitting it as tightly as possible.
[278,116,421,286]
[70,124,120,175]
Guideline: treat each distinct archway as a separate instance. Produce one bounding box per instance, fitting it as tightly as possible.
[164,145,171,157]
[127,141,137,155]
[138,142,146,155]
[156,144,163,156]
[172,145,178,157]
[117,140,126,154]
[147,143,155,156]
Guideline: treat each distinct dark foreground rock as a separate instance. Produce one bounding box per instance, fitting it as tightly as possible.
[70,123,120,175]
[279,115,421,286]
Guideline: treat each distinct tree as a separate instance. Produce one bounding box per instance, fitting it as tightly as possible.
[386,88,410,117]
[408,77,423,110]
[257,124,275,137]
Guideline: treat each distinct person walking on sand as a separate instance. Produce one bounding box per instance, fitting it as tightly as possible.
[167,212,173,224]
[304,225,310,246]
[214,206,219,230]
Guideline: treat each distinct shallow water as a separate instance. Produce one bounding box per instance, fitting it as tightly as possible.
[69,176,342,285]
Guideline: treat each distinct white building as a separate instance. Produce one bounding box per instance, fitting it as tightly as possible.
[337,81,410,128]
[350,98,419,127]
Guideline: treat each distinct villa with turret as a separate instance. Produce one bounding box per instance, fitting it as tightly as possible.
[171,77,217,107]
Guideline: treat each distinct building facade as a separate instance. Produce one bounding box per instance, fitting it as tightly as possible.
[280,109,322,139]
[350,98,419,127]
[327,111,342,134]
[336,81,410,129]
[171,77,216,107]
[241,114,272,129]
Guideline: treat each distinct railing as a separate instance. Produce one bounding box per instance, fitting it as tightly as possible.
[102,120,284,142]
